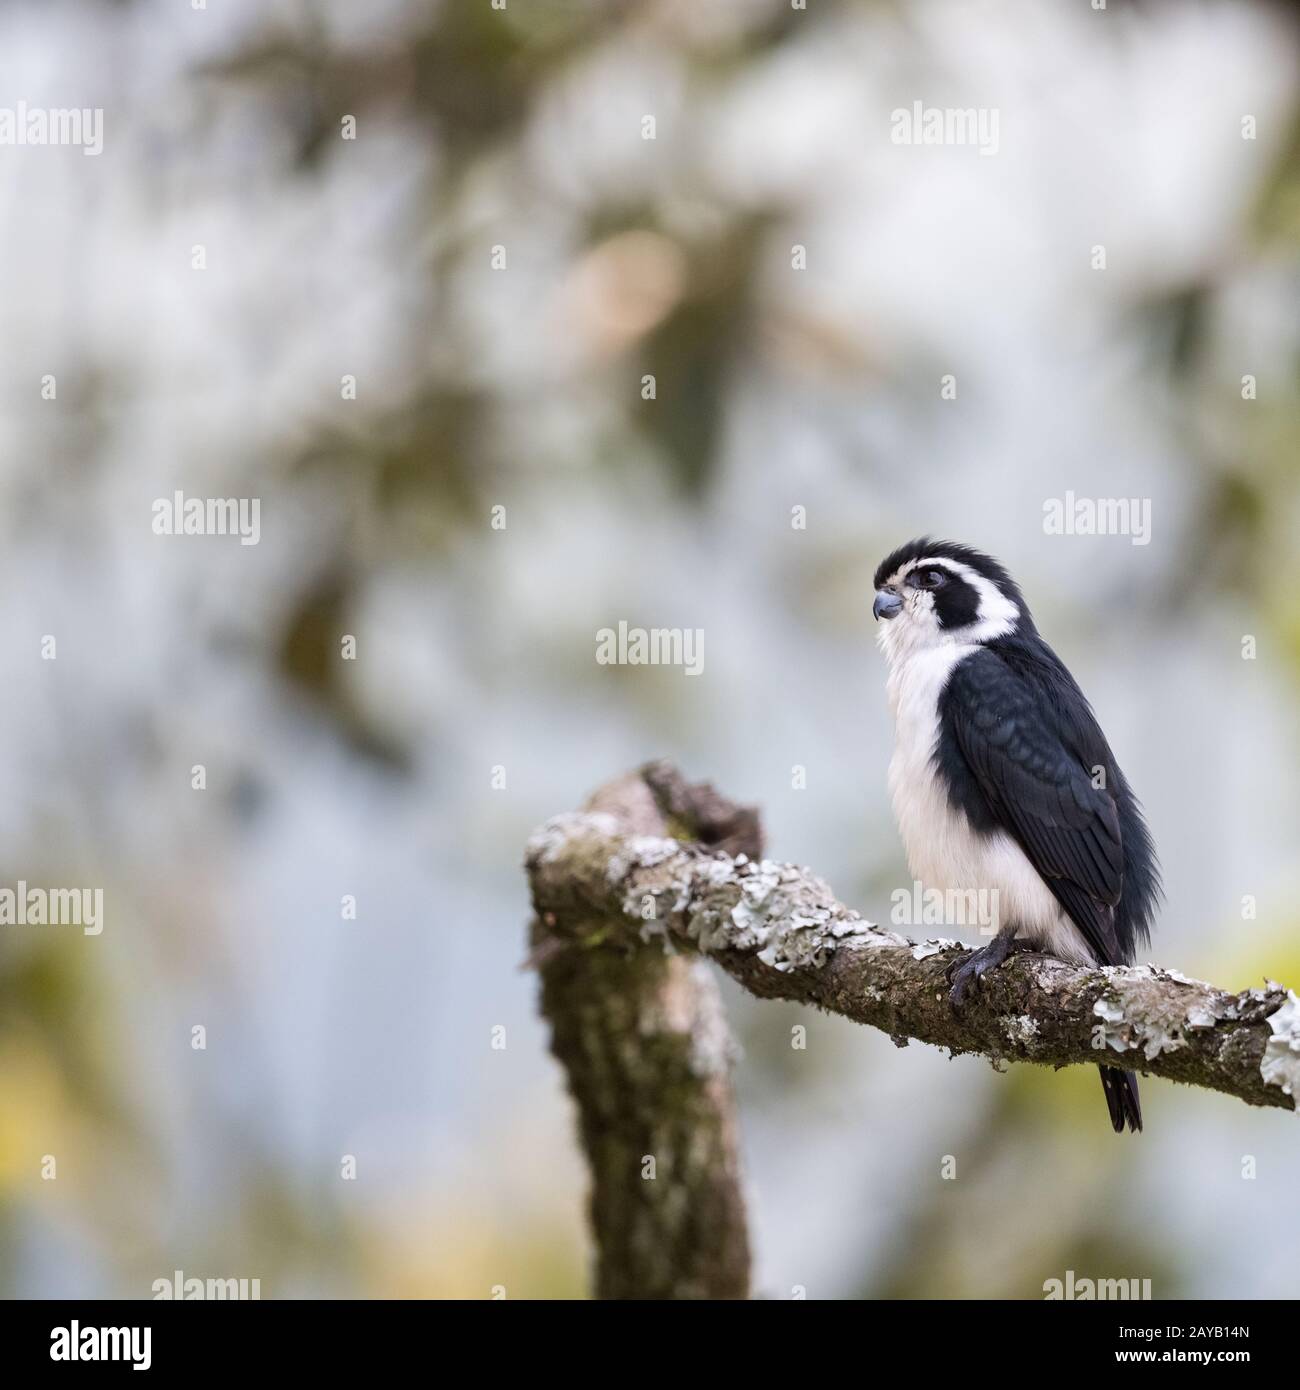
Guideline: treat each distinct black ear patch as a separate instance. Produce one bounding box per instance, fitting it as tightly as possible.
[934,576,981,629]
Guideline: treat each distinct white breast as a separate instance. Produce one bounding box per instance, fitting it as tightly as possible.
[884,645,1093,963]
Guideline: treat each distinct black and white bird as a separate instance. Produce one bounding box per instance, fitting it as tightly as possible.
[872,538,1160,1133]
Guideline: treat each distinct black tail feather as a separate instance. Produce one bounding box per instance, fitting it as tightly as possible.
[1099,1066,1142,1134]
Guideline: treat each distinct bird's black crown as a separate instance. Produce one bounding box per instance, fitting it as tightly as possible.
[874,537,1029,616]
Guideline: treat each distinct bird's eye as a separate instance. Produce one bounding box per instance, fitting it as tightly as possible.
[914,568,946,590]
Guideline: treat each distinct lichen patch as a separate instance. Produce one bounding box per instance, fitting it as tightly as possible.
[526,811,621,866]
[1260,990,1300,1102]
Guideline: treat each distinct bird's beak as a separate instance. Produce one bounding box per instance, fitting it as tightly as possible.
[873,589,903,622]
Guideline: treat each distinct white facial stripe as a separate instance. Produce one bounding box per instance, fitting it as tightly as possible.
[919,556,1019,639]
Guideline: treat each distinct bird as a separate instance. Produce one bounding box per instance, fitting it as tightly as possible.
[872,538,1160,1133]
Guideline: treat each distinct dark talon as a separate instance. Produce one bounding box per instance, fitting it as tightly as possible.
[944,949,973,985]
[946,932,1018,1007]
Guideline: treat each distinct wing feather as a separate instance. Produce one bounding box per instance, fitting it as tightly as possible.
[943,649,1124,965]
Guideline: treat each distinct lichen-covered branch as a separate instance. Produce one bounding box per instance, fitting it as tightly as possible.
[528,766,1300,1161]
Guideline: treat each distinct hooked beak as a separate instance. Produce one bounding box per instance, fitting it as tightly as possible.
[873,589,903,622]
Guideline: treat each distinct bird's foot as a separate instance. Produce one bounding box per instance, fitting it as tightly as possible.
[946,933,1019,1008]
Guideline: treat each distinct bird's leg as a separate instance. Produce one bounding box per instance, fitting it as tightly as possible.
[945,926,1022,1007]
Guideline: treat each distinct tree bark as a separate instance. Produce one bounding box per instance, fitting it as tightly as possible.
[528,766,755,1299]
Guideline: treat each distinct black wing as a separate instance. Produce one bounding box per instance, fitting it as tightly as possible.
[940,647,1125,966]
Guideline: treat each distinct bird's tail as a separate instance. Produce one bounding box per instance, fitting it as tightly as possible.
[1099,1066,1142,1134]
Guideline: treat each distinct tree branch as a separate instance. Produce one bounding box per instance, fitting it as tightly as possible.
[529,763,1300,1134]
[528,763,1300,1297]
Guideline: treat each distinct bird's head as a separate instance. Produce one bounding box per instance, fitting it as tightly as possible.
[872,537,1029,664]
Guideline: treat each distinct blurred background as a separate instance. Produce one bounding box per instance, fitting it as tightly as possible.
[1,0,1298,1299]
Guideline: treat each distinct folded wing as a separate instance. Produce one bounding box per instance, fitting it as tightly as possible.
[943,648,1125,966]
